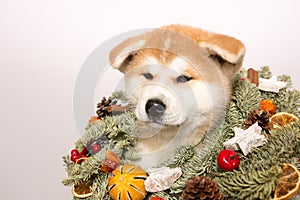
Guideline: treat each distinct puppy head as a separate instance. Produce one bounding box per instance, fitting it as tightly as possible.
[109,25,245,127]
[122,50,206,126]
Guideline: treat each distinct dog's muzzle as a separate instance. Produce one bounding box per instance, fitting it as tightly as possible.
[145,99,166,121]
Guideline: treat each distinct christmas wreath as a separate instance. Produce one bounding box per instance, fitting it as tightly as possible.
[62,66,300,200]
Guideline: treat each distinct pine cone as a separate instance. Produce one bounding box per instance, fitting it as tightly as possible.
[244,109,272,131]
[182,176,224,200]
[96,97,112,119]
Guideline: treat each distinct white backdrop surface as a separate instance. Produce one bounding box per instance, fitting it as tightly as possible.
[0,0,300,199]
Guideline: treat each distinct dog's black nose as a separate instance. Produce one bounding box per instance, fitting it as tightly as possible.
[145,99,166,119]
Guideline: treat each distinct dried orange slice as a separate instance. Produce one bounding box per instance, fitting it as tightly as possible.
[108,164,148,200]
[72,180,93,198]
[269,112,298,129]
[260,99,276,115]
[272,163,300,200]
[89,116,99,123]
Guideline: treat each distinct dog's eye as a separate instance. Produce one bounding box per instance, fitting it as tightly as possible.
[143,73,153,80]
[176,75,193,83]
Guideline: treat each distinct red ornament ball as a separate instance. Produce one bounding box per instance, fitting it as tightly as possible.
[92,144,101,153]
[217,149,240,171]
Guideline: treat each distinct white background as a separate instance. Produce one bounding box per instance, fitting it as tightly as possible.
[1,0,300,199]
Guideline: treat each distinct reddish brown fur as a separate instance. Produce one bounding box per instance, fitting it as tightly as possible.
[127,48,203,81]
[162,24,244,60]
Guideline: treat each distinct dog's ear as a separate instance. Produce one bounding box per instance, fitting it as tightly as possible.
[163,25,245,79]
[109,36,145,73]
[199,33,245,78]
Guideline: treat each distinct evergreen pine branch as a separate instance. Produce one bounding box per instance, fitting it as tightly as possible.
[216,121,300,200]
[62,145,110,186]
[62,112,140,197]
[110,90,129,103]
[169,140,215,193]
[91,173,110,200]
[74,140,85,152]
[169,79,253,194]
[277,89,300,117]
[62,155,75,186]
[261,87,300,117]
[239,68,248,78]
[258,71,300,116]
[122,147,141,161]
[232,78,261,119]
[241,121,300,170]
[81,112,138,148]
[62,67,300,200]
[217,165,280,200]
[277,74,292,88]
[166,145,195,168]
[170,126,225,193]
[259,66,272,79]
[224,101,244,131]
[74,197,92,200]
[169,72,299,196]
[260,90,278,103]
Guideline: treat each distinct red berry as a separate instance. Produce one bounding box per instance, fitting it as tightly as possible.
[92,144,101,153]
[71,154,80,163]
[70,149,79,156]
[150,196,164,200]
[79,147,88,156]
[217,149,240,171]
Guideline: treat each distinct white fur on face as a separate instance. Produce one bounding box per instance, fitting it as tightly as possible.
[123,53,230,170]
[125,56,219,127]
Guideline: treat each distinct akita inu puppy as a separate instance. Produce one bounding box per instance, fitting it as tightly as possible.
[110,25,245,169]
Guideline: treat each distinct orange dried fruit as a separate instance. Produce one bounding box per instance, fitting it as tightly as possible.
[72,180,93,198]
[108,164,148,200]
[269,112,298,129]
[89,116,99,123]
[260,99,276,115]
[272,163,300,200]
